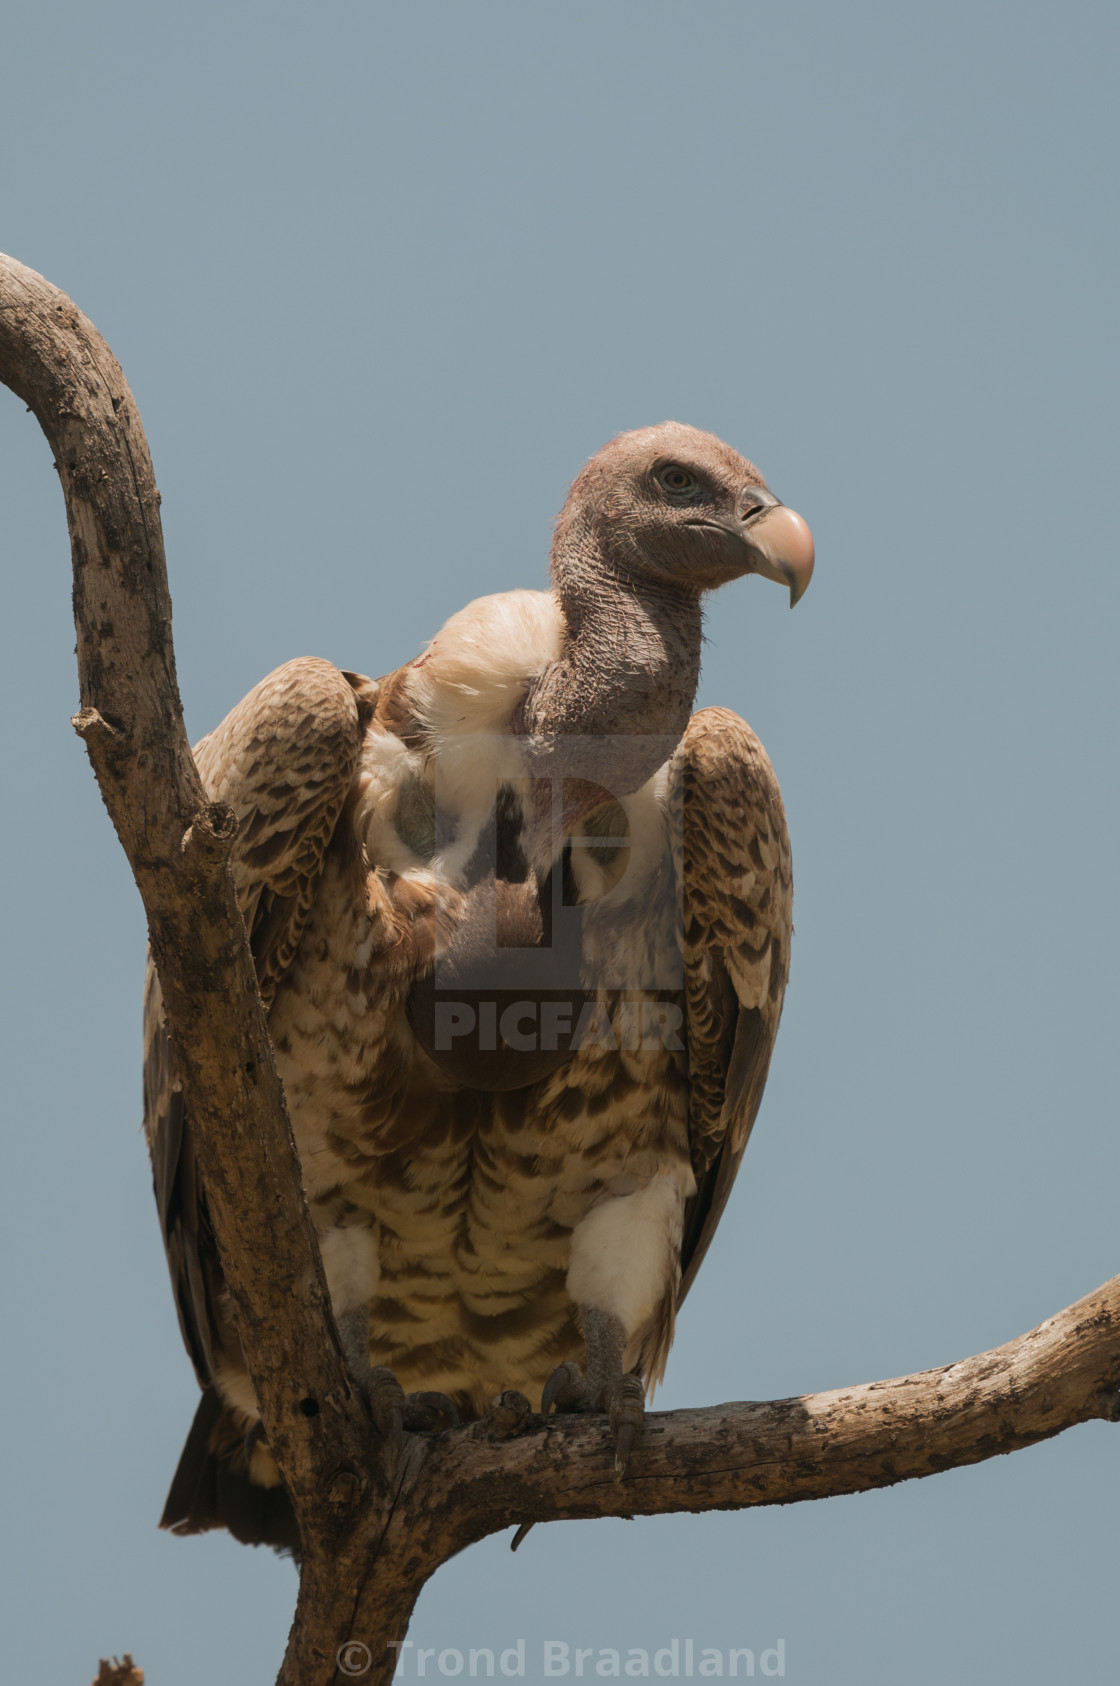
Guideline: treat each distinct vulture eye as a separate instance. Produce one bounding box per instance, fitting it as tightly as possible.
[657,464,699,501]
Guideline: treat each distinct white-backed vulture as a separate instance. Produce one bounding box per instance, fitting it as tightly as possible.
[143,421,814,1549]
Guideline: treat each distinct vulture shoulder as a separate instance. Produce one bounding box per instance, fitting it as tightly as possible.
[674,705,793,1302]
[191,657,378,1004]
[142,657,376,1390]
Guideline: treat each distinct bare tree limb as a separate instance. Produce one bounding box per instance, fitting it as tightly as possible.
[3,251,1117,1686]
[421,1273,1120,1539]
[0,249,373,1529]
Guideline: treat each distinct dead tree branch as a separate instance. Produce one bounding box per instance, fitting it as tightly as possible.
[3,251,1117,1686]
[92,1659,144,1686]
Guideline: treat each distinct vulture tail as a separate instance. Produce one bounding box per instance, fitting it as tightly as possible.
[160,1388,301,1556]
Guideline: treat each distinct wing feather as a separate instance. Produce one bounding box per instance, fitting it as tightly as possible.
[142,659,374,1394]
[673,706,793,1301]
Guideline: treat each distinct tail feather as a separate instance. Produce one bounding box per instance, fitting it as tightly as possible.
[160,1389,301,1556]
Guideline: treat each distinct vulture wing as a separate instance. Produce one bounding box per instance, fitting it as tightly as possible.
[673,706,793,1302]
[142,658,375,1539]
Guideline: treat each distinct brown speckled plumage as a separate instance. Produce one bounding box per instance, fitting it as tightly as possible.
[145,424,809,1546]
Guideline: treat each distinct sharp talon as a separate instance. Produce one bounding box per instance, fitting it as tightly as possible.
[402,1391,460,1433]
[511,1522,535,1552]
[542,1360,589,1417]
[366,1365,406,1443]
[608,1373,645,1480]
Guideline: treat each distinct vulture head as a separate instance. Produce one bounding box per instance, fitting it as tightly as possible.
[413,421,814,1089]
[551,420,814,605]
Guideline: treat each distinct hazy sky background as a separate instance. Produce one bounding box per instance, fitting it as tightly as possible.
[2,3,1118,1682]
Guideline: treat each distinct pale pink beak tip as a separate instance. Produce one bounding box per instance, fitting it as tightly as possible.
[749,504,815,607]
[781,508,815,607]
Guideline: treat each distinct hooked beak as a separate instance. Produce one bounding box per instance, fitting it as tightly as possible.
[741,496,815,607]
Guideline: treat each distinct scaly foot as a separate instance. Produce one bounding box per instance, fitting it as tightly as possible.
[363,1367,459,1440]
[541,1357,646,1478]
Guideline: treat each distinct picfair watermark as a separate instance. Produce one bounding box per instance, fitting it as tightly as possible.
[432,997,684,1054]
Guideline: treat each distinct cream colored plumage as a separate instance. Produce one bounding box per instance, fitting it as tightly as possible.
[144,424,810,1548]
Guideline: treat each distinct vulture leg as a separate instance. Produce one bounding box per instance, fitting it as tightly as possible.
[337,1308,400,1437]
[321,1225,454,1439]
[585,1306,646,1479]
[319,1223,392,1428]
[338,1318,459,1440]
[542,1172,689,1476]
[542,1308,646,1479]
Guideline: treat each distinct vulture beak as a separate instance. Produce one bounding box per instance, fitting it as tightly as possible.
[740,493,815,607]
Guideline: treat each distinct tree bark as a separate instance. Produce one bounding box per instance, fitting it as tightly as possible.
[92,1659,144,1686]
[2,251,1117,1686]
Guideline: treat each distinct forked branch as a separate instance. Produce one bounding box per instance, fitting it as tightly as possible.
[2,251,1116,1686]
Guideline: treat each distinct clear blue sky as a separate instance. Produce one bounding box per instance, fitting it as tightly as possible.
[2,3,1118,1682]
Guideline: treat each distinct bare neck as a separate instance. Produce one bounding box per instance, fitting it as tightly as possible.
[520,529,703,803]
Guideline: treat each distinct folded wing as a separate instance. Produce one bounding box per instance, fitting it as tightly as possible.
[142,658,374,1541]
[674,706,793,1301]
